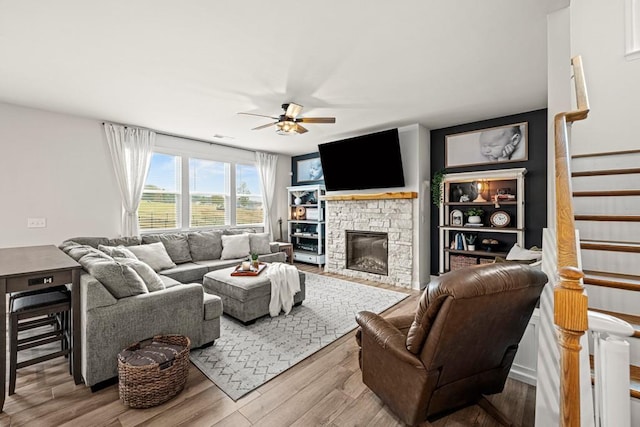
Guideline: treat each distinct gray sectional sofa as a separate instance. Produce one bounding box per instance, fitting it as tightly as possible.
[61,228,285,388]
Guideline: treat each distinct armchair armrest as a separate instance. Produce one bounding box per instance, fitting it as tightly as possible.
[356,311,422,367]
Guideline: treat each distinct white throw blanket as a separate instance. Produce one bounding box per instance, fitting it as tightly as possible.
[265,262,301,317]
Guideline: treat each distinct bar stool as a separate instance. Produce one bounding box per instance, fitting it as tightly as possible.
[9,286,71,395]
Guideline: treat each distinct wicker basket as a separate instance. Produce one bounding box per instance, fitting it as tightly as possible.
[450,255,478,271]
[117,335,190,408]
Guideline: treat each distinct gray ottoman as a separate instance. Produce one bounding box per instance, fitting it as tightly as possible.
[202,266,306,324]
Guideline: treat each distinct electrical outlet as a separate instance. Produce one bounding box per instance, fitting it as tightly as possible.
[27,217,46,228]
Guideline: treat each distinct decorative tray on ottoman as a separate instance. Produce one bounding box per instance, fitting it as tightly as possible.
[230,262,267,276]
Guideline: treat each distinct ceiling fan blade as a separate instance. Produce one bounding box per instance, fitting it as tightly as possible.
[296,117,336,124]
[295,124,309,134]
[238,112,279,119]
[285,103,303,118]
[252,122,277,131]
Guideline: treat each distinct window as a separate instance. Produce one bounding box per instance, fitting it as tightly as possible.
[189,158,229,227]
[139,153,181,230]
[236,164,263,225]
[138,152,264,231]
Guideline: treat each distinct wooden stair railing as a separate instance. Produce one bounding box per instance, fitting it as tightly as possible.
[554,55,590,427]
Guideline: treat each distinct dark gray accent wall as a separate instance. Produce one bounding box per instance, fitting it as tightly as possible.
[429,109,548,275]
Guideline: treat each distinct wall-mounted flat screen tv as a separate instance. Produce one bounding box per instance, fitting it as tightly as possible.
[318,128,405,191]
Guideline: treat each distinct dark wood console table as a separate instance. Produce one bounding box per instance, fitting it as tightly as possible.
[0,245,82,410]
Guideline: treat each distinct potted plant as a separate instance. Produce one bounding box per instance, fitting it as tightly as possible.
[431,170,446,207]
[465,234,477,251]
[249,252,260,269]
[465,208,484,225]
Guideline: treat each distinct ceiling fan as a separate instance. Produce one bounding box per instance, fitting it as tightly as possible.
[238,102,336,135]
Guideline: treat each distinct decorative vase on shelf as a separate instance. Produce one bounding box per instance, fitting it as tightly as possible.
[294,197,302,205]
[468,215,481,224]
[468,244,476,251]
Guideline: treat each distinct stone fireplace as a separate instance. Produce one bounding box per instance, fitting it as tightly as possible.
[325,195,416,288]
[346,230,388,275]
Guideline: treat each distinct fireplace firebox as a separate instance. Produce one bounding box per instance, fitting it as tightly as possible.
[346,230,388,275]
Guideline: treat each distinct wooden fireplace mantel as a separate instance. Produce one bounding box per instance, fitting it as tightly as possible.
[321,192,418,201]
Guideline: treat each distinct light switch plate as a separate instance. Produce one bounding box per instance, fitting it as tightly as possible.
[27,217,46,228]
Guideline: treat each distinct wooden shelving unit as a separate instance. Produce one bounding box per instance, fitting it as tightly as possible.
[438,168,527,273]
[287,184,326,267]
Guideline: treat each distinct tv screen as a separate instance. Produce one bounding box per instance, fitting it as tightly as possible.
[318,129,405,191]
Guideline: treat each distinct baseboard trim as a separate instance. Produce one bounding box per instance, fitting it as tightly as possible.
[509,365,537,386]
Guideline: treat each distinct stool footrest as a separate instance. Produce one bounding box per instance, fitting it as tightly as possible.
[18,316,59,331]
[18,332,65,351]
[16,349,70,369]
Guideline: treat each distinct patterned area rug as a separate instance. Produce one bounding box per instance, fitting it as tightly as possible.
[190,272,409,400]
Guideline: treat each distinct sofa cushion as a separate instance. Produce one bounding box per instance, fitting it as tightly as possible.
[78,255,149,299]
[65,237,110,249]
[257,252,286,263]
[60,241,111,262]
[221,234,251,260]
[158,263,209,284]
[114,257,165,292]
[223,228,257,235]
[249,233,272,255]
[98,244,138,259]
[128,242,176,272]
[188,231,223,261]
[106,236,141,247]
[193,258,244,271]
[203,293,223,321]
[142,233,192,264]
[158,275,182,289]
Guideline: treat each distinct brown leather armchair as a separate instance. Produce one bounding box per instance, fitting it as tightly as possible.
[355,262,547,426]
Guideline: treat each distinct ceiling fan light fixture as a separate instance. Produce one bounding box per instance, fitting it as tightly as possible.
[276,120,297,135]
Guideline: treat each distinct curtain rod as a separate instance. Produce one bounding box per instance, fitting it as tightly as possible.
[102,122,263,154]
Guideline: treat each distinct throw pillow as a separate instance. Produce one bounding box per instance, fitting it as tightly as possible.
[141,233,192,264]
[128,242,176,272]
[220,233,251,260]
[505,244,542,261]
[249,233,272,255]
[114,257,165,292]
[187,231,223,261]
[77,256,148,299]
[98,244,139,259]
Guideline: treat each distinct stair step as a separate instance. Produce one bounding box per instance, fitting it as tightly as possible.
[589,308,640,338]
[580,241,640,254]
[573,190,640,197]
[583,270,640,292]
[632,365,640,399]
[575,215,640,222]
[589,358,640,399]
[572,167,640,177]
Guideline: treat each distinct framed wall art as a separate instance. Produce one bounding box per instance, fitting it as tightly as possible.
[291,152,324,185]
[445,122,528,168]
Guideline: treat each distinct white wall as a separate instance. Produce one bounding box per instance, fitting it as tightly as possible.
[0,102,121,248]
[570,0,640,155]
[0,102,290,248]
[547,6,572,227]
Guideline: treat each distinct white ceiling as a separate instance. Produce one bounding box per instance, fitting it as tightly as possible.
[0,1,567,156]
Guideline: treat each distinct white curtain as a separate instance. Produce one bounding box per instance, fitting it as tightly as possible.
[103,123,155,237]
[256,151,278,240]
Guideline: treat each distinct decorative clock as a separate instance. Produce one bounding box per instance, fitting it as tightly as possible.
[489,210,510,228]
[295,206,306,220]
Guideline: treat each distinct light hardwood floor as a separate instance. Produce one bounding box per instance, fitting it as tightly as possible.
[0,264,535,426]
